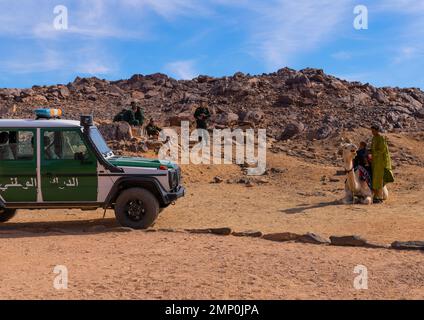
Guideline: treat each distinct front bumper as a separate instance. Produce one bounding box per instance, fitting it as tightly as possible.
[164,185,185,204]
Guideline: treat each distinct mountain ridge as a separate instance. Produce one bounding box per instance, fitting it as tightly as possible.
[1,67,423,141]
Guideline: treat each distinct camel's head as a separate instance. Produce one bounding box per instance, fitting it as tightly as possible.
[339,143,358,161]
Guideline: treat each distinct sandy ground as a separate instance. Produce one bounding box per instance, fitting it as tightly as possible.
[1,131,424,299]
[0,231,423,300]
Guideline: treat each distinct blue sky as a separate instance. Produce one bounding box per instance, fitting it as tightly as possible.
[0,0,423,89]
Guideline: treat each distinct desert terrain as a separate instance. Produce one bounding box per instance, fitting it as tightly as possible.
[1,68,424,299]
[0,130,423,300]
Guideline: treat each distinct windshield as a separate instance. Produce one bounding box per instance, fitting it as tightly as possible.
[89,126,113,158]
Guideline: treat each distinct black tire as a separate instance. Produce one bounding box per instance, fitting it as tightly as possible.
[114,188,159,229]
[0,209,17,223]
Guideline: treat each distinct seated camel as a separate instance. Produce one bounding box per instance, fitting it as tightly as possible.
[339,143,373,205]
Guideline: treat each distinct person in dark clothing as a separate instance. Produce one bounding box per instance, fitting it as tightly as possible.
[145,118,162,138]
[122,104,139,126]
[194,103,211,143]
[135,106,145,126]
[353,141,372,190]
[113,109,127,122]
[194,104,211,129]
[354,141,370,170]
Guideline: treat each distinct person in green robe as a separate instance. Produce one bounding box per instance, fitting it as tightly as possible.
[371,124,394,203]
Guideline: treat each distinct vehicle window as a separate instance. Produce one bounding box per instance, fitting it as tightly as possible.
[43,130,88,160]
[0,130,34,161]
[89,127,112,156]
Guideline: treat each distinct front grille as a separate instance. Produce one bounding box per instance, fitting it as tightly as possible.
[176,167,182,182]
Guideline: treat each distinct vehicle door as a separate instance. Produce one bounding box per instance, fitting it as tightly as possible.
[40,128,98,202]
[0,129,37,203]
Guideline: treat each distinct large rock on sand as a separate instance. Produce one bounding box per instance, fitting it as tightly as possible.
[391,241,424,250]
[98,121,133,141]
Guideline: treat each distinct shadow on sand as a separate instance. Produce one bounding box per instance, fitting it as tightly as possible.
[0,218,121,239]
[281,200,341,214]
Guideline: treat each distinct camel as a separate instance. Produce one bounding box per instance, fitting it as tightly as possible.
[340,143,373,205]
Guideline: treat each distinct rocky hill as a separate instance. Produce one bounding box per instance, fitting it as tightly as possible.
[1,67,423,142]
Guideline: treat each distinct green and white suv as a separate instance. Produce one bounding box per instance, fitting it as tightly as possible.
[0,109,185,229]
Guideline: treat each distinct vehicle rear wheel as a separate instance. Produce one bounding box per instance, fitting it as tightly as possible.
[0,209,17,223]
[114,188,159,229]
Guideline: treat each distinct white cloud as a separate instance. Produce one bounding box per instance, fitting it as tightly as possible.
[0,49,62,74]
[375,0,424,13]
[0,46,113,76]
[2,0,422,88]
[0,0,206,40]
[0,0,202,78]
[392,46,421,64]
[331,51,352,61]
[373,0,424,41]
[334,72,374,83]
[165,60,198,79]
[121,0,210,19]
[245,0,354,69]
[373,0,424,66]
[0,0,370,80]
[76,61,111,75]
[71,46,115,75]
[31,22,144,40]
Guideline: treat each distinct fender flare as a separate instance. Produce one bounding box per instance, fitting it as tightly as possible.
[103,176,170,209]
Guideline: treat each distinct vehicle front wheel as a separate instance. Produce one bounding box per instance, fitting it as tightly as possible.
[0,209,17,223]
[114,188,159,229]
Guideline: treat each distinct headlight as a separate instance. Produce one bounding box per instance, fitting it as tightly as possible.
[168,170,179,189]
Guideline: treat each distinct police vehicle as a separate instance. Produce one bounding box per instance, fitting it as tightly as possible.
[0,109,184,229]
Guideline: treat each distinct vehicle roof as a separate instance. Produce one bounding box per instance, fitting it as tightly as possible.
[0,119,82,129]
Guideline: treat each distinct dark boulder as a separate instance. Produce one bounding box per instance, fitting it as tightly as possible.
[391,241,424,250]
[279,122,305,140]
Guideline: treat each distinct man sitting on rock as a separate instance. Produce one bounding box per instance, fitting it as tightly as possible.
[135,105,145,127]
[122,103,140,126]
[194,102,211,143]
[145,118,162,139]
[113,109,127,122]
